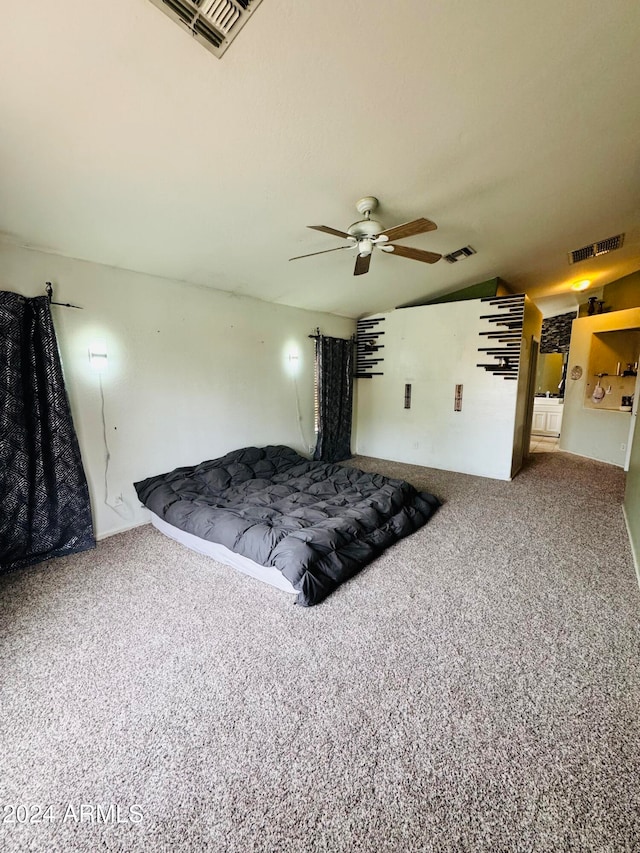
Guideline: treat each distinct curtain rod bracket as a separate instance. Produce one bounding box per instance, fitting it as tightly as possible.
[45,282,83,310]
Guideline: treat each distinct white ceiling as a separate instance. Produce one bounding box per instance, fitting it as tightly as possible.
[1,0,639,318]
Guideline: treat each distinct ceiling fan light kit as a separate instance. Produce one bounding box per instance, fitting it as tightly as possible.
[358,239,373,257]
[290,196,443,276]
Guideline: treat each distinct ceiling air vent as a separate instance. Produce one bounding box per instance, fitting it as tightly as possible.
[443,246,476,264]
[568,233,624,264]
[148,0,263,58]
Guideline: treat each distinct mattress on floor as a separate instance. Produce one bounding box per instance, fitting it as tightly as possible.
[150,511,297,594]
[134,445,440,607]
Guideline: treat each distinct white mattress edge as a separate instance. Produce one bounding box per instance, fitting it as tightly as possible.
[149,512,297,595]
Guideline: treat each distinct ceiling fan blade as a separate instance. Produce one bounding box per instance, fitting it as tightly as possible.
[379,218,437,242]
[354,253,371,276]
[386,244,442,264]
[289,245,353,261]
[308,225,351,239]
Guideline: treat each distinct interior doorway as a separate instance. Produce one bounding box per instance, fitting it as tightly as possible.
[529,349,566,454]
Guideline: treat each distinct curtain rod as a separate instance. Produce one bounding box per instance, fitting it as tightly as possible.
[308,328,356,342]
[45,282,83,310]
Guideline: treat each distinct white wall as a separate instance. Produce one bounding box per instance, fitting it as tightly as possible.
[0,243,354,538]
[355,300,529,480]
[560,308,640,467]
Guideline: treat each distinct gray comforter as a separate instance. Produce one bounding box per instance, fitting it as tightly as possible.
[134,445,440,606]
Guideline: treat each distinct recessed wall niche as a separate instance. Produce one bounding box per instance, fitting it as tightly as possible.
[584,327,639,411]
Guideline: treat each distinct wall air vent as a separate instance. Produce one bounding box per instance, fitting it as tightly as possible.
[148,0,263,58]
[568,233,624,264]
[443,246,476,264]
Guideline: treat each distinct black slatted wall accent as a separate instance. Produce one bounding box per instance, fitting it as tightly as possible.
[477,294,525,380]
[355,317,385,378]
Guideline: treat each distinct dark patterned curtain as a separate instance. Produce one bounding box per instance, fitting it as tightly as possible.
[0,291,94,573]
[313,335,353,463]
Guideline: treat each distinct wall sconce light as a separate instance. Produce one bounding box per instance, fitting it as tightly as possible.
[88,341,108,373]
[288,352,300,374]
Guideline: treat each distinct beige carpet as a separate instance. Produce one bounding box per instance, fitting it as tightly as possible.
[1,452,639,852]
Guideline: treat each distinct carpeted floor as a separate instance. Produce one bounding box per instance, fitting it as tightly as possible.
[1,452,639,853]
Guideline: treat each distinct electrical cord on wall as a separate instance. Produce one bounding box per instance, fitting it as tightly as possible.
[292,373,314,456]
[99,375,131,519]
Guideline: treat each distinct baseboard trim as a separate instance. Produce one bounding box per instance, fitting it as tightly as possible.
[96,520,149,541]
[622,505,640,592]
[559,447,624,468]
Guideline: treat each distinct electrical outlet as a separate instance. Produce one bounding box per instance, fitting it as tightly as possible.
[621,443,626,452]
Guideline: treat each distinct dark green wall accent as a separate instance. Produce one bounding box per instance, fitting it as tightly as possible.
[397,277,511,309]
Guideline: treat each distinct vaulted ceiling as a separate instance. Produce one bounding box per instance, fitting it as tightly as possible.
[1,0,639,318]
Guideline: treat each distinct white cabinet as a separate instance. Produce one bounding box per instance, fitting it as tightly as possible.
[545,409,563,435]
[532,398,563,436]
[532,411,547,433]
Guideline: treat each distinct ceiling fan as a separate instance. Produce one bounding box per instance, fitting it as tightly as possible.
[289,196,442,276]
